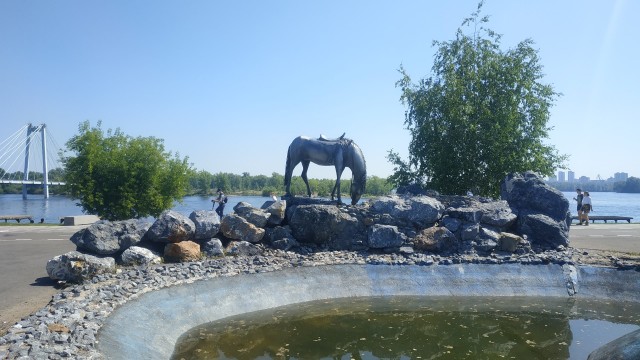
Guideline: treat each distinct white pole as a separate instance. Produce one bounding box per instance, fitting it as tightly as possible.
[22,124,33,199]
[41,124,49,198]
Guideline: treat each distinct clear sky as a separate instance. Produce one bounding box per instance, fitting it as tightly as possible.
[1,0,637,181]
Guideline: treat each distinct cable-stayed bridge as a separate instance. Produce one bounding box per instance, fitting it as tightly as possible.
[0,123,65,199]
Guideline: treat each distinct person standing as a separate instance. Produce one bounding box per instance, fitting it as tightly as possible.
[212,188,227,218]
[580,191,593,225]
[573,188,584,224]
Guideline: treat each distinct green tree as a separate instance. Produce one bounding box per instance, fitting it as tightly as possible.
[388,2,566,198]
[62,121,192,220]
[614,177,640,193]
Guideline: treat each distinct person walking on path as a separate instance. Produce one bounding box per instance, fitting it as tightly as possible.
[212,188,227,218]
[573,188,584,222]
[580,191,593,225]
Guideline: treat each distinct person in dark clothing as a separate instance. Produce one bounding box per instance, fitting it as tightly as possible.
[573,188,584,224]
[212,188,227,218]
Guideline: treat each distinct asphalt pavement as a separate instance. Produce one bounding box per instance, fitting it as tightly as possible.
[0,223,639,335]
[0,226,80,334]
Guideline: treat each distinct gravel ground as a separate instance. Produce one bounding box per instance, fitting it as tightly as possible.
[1,245,638,360]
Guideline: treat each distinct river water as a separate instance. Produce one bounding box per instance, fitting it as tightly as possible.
[0,194,270,223]
[1,192,639,223]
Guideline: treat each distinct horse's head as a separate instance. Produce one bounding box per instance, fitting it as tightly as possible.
[350,174,366,205]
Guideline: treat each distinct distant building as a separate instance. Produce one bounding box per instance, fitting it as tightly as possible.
[558,171,565,182]
[568,171,575,182]
[548,174,557,182]
[579,176,590,182]
[614,172,629,182]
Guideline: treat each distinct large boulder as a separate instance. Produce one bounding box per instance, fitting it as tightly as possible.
[146,210,196,243]
[202,239,225,257]
[164,241,201,263]
[220,214,265,243]
[370,196,444,228]
[46,251,116,283]
[366,224,407,249]
[264,226,298,251]
[501,171,569,222]
[518,211,570,249]
[261,200,287,226]
[288,204,366,250]
[413,227,458,253]
[70,219,151,255]
[189,210,221,240]
[501,172,571,249]
[121,246,162,266]
[588,328,640,360]
[233,202,270,228]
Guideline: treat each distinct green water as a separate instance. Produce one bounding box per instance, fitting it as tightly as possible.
[172,297,640,360]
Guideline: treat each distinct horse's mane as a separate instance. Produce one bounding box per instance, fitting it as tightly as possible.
[340,138,367,184]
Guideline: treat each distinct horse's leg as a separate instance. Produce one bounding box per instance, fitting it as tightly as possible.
[333,166,345,204]
[301,160,312,197]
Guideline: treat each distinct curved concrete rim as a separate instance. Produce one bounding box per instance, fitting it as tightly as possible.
[97,263,640,359]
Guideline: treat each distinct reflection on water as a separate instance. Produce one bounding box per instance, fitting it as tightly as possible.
[172,296,640,360]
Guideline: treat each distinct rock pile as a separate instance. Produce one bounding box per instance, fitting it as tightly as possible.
[47,172,570,283]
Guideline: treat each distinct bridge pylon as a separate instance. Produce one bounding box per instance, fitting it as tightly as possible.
[22,123,50,199]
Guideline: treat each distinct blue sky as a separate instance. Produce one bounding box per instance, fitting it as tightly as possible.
[1,0,637,181]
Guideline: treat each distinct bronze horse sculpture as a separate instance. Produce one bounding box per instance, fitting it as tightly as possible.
[284,134,366,205]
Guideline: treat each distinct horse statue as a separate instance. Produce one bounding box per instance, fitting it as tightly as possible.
[284,134,366,205]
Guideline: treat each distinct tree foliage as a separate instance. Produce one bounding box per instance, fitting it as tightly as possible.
[613,177,640,193]
[388,2,567,198]
[191,171,392,198]
[62,121,192,220]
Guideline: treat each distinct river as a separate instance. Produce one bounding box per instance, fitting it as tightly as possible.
[1,192,639,224]
[0,194,270,224]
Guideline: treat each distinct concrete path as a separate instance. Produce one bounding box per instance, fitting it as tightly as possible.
[0,226,80,334]
[0,223,639,335]
[568,223,640,253]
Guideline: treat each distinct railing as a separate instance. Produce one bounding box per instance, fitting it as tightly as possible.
[0,179,65,185]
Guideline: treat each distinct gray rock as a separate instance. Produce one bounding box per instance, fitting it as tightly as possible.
[70,219,151,255]
[588,328,640,360]
[189,210,221,240]
[518,212,569,249]
[263,200,287,225]
[202,239,225,257]
[476,228,501,253]
[288,205,366,250]
[367,224,407,249]
[501,172,570,250]
[220,214,265,243]
[233,202,270,228]
[441,216,462,233]
[370,196,444,228]
[146,210,195,243]
[121,246,162,266]
[461,223,480,241]
[225,241,262,256]
[477,201,517,228]
[501,171,569,222]
[445,207,482,223]
[264,226,298,251]
[46,251,116,283]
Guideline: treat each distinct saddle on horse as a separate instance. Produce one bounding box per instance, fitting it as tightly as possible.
[318,132,346,142]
